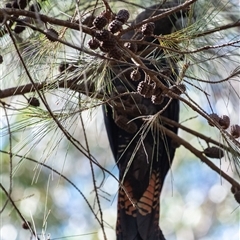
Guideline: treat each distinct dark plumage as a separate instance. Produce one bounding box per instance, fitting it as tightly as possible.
[103,1,186,239]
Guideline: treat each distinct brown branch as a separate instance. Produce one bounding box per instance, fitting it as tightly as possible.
[0,8,93,34]
[156,123,240,189]
[160,115,232,152]
[0,76,94,99]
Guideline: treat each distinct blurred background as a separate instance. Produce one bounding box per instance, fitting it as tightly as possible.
[0,0,239,240]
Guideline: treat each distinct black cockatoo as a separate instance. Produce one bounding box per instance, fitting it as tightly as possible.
[103,1,188,239]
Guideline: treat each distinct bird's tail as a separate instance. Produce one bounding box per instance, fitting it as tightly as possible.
[116,169,166,240]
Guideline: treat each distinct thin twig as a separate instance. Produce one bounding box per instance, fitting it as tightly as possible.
[192,20,240,39]
[0,102,13,214]
[0,183,39,239]
[79,108,107,240]
[0,150,104,227]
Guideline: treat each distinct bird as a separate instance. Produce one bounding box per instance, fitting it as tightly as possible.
[103,1,187,239]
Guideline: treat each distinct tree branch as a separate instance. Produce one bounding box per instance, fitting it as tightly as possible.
[156,123,240,189]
